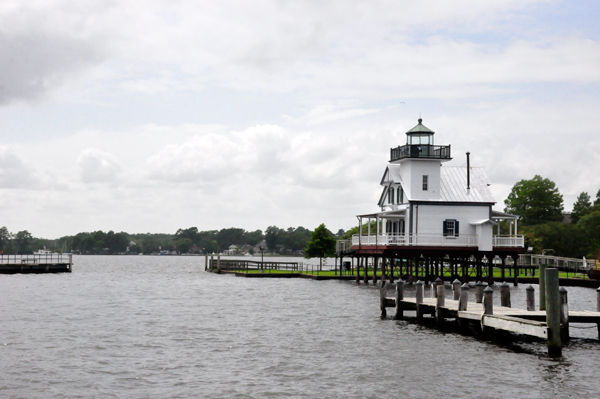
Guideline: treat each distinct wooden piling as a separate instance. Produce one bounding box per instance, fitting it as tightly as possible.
[545,268,562,357]
[363,257,368,284]
[475,281,485,303]
[500,281,511,308]
[416,280,424,322]
[380,280,387,317]
[217,254,221,273]
[434,277,443,298]
[483,286,494,315]
[459,283,469,311]
[205,253,208,271]
[452,279,461,301]
[395,280,404,319]
[526,284,535,311]
[210,254,214,271]
[596,287,600,312]
[436,284,445,329]
[539,263,547,311]
[560,287,569,342]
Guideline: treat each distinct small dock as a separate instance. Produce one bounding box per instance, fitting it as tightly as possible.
[380,267,600,356]
[0,254,73,274]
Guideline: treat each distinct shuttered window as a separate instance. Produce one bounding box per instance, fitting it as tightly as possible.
[443,219,459,237]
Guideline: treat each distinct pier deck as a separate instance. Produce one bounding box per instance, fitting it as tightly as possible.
[0,254,73,274]
[380,272,600,356]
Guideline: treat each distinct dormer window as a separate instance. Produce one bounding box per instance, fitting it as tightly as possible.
[422,175,428,191]
[397,186,403,204]
[389,187,394,204]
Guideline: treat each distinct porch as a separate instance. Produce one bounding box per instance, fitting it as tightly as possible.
[336,233,524,253]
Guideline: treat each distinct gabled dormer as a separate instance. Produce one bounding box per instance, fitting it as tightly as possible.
[378,165,406,210]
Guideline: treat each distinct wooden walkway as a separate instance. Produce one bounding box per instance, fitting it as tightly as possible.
[0,254,72,274]
[380,273,600,356]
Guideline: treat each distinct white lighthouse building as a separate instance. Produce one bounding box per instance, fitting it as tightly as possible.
[338,118,524,283]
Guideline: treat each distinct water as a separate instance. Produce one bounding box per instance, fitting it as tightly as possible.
[1,255,600,398]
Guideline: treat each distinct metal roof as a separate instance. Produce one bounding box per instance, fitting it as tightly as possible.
[406,118,435,134]
[439,166,495,203]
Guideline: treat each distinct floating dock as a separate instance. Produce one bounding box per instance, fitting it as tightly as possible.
[380,268,600,356]
[0,254,72,274]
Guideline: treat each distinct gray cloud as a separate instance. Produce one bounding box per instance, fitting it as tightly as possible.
[0,146,39,188]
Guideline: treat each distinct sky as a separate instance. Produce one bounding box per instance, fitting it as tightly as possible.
[1,0,600,239]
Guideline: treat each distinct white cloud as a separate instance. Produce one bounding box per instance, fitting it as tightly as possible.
[0,145,39,188]
[77,148,122,184]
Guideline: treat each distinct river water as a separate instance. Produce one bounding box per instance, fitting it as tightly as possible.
[1,255,600,398]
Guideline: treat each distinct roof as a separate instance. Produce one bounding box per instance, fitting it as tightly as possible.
[491,210,519,220]
[406,118,434,134]
[380,165,403,185]
[439,166,495,203]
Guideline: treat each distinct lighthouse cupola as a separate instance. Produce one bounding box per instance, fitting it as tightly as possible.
[390,118,452,163]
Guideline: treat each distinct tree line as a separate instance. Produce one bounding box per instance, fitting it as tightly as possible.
[504,175,600,259]
[0,225,345,256]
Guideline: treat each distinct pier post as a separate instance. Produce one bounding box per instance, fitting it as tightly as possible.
[560,287,569,342]
[475,281,485,303]
[205,253,208,271]
[512,255,519,286]
[217,254,221,273]
[457,283,469,334]
[433,277,443,298]
[380,281,387,318]
[210,254,214,271]
[430,282,435,298]
[452,279,461,300]
[373,257,379,284]
[356,257,360,283]
[526,285,535,311]
[545,268,562,357]
[500,281,511,308]
[69,254,73,272]
[416,280,424,322]
[436,284,445,329]
[363,257,369,284]
[481,286,494,337]
[395,280,404,319]
[539,263,547,311]
[596,287,600,312]
[459,283,469,311]
[483,286,494,315]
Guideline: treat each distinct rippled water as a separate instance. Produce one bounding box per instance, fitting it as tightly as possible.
[1,255,600,398]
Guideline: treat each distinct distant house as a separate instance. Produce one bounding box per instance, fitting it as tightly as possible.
[223,245,239,256]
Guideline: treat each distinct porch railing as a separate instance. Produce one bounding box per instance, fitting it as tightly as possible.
[345,233,525,249]
[351,233,478,247]
[492,235,525,248]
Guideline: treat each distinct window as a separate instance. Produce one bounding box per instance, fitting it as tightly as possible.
[389,187,394,204]
[397,186,403,204]
[443,219,460,237]
[422,175,428,191]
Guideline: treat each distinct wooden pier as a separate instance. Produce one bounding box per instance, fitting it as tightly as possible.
[0,254,73,274]
[380,268,600,356]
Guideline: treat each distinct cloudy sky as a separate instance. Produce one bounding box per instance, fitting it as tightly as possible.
[1,0,599,238]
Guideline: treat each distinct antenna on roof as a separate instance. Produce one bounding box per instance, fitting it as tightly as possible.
[466,152,471,190]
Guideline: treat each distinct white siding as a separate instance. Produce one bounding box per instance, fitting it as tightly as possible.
[476,224,493,251]
[401,160,442,201]
[413,204,489,236]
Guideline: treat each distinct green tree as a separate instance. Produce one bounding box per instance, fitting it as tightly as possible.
[15,230,33,254]
[595,189,600,206]
[571,192,592,224]
[175,238,194,253]
[577,206,600,257]
[504,175,564,226]
[0,226,12,253]
[304,223,336,271]
[265,226,284,253]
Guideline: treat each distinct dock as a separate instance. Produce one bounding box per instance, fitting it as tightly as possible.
[380,268,600,356]
[0,254,73,274]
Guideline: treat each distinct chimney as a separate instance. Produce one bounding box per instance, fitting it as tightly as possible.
[466,152,470,190]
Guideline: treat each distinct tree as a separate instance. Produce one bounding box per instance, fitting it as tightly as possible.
[15,230,33,254]
[595,189,600,206]
[304,223,336,271]
[504,175,564,226]
[571,192,592,224]
[265,226,284,252]
[0,226,12,253]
